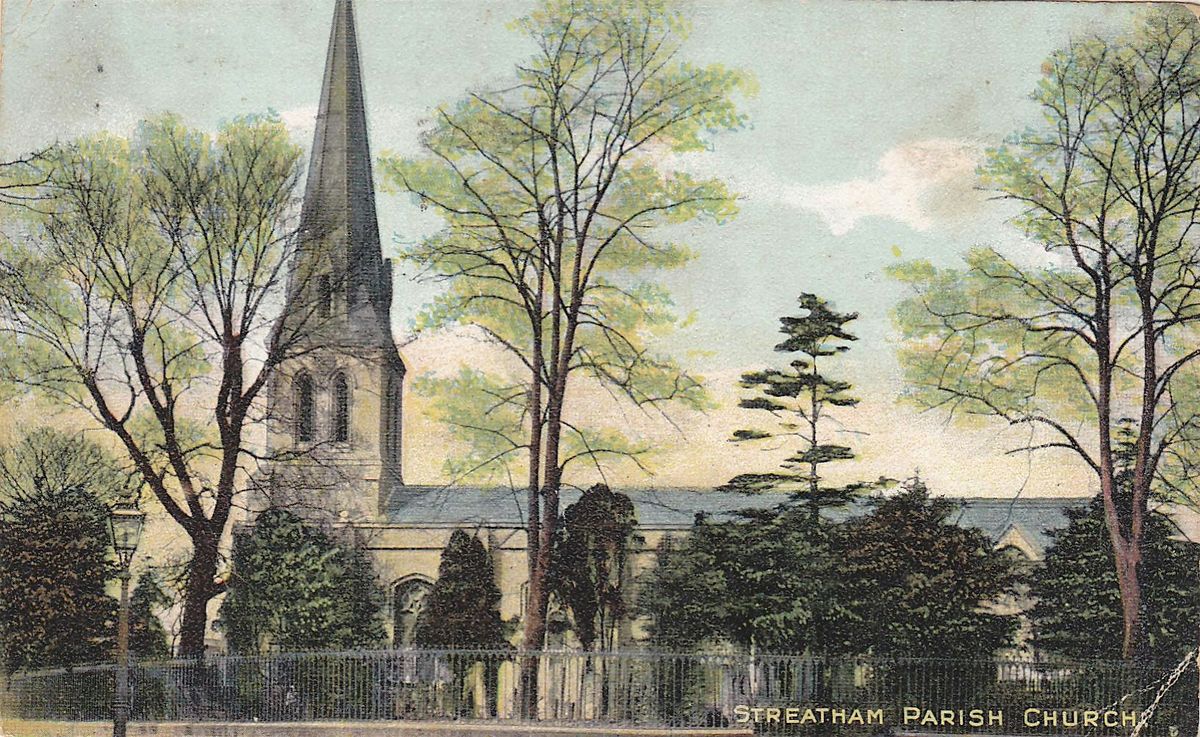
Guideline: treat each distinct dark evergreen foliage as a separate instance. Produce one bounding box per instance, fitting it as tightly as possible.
[1029,493,1200,661]
[639,505,842,653]
[832,480,1019,658]
[415,530,504,648]
[548,485,638,650]
[0,429,129,672]
[0,484,117,671]
[1030,422,1200,661]
[218,508,385,654]
[641,480,1021,658]
[129,571,173,661]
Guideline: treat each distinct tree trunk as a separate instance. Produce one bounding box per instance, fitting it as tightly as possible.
[178,527,219,658]
[521,374,568,717]
[520,566,547,718]
[1093,312,1145,661]
[520,294,546,718]
[1114,544,1144,660]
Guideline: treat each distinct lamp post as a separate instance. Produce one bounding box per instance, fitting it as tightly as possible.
[109,500,145,737]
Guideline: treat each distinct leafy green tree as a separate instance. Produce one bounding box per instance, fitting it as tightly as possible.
[548,485,638,651]
[0,115,321,656]
[415,530,504,648]
[639,506,840,653]
[724,294,877,516]
[833,480,1019,658]
[1030,493,1200,661]
[381,0,751,664]
[0,484,116,671]
[218,509,385,654]
[890,8,1200,658]
[129,571,173,661]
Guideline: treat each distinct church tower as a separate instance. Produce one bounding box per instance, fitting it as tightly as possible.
[261,0,404,521]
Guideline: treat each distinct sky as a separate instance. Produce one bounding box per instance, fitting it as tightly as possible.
[0,0,1153,498]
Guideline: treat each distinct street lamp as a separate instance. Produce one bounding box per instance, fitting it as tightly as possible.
[109,500,145,737]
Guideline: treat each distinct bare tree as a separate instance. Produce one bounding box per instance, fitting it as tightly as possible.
[0,115,333,657]
[892,9,1200,659]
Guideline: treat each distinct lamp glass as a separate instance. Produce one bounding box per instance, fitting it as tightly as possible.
[109,502,145,560]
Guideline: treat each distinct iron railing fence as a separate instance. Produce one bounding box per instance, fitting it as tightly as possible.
[2,649,1194,735]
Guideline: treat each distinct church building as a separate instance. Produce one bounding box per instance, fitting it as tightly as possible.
[255,0,1088,649]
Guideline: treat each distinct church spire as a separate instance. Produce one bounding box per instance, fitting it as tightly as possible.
[260,0,405,523]
[295,0,391,323]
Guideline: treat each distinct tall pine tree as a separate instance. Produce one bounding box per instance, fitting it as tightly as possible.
[724,294,872,516]
[646,293,871,654]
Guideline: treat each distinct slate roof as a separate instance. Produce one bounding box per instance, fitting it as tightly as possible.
[380,485,1087,556]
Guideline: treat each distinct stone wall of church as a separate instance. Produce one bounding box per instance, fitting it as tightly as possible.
[362,524,688,647]
[259,350,399,523]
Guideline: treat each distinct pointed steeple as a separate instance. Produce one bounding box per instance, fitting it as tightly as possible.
[260,0,406,524]
[294,0,392,328]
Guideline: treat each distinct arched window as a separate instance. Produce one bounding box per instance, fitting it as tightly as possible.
[332,372,351,443]
[393,578,432,647]
[294,372,314,442]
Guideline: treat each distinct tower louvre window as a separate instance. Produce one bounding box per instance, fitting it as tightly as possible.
[294,372,315,442]
[385,378,402,463]
[333,372,351,443]
[317,274,332,318]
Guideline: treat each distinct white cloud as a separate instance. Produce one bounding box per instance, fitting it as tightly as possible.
[781,139,981,236]
[277,105,319,141]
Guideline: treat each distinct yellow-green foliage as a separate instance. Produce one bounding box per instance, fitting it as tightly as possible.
[381,0,749,481]
[890,7,1200,510]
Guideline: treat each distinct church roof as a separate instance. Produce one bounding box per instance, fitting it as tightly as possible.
[380,486,1086,558]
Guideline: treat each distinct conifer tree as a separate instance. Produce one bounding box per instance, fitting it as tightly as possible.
[1029,422,1200,661]
[0,429,126,672]
[1029,494,1200,661]
[725,294,871,516]
[643,294,870,654]
[0,484,117,671]
[640,506,840,653]
[415,530,504,648]
[834,479,1019,658]
[548,485,638,651]
[129,571,172,660]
